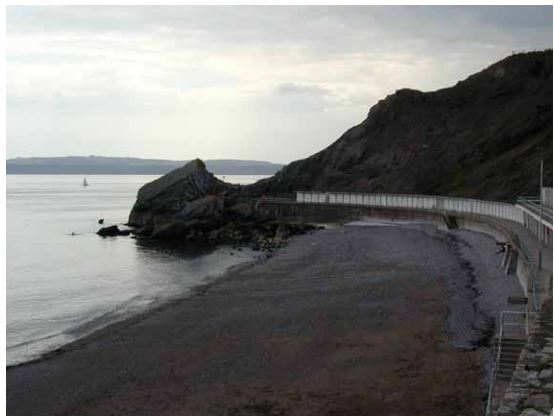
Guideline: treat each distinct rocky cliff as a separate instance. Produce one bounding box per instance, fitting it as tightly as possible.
[249,51,553,201]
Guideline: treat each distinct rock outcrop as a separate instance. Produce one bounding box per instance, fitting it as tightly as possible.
[128,159,319,246]
[128,159,231,229]
[97,225,132,237]
[248,51,553,201]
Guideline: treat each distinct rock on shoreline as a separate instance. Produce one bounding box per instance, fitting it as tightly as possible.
[127,159,320,249]
[96,225,132,237]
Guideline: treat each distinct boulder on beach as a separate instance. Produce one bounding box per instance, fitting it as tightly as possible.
[97,225,132,237]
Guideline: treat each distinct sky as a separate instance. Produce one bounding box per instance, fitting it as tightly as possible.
[6,6,553,164]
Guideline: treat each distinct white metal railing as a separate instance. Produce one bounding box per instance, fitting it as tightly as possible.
[486,310,528,415]
[296,191,525,224]
[542,187,553,208]
[516,198,553,229]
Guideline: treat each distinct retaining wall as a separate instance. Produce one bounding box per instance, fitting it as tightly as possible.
[257,201,533,298]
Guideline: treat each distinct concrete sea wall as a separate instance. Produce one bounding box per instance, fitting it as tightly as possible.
[257,201,531,295]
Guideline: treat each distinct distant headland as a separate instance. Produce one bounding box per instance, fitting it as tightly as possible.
[6,156,283,175]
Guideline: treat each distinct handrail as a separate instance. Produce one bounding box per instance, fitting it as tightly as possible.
[486,310,528,415]
[296,191,525,224]
[486,311,504,415]
[297,190,517,202]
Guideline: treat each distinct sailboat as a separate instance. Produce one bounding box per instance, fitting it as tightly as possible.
[83,177,89,187]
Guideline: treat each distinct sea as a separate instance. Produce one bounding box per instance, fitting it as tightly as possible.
[6,174,268,366]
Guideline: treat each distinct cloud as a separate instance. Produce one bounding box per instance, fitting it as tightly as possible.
[276,83,333,96]
[6,6,553,163]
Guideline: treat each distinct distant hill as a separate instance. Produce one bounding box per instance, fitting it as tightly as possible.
[249,51,553,201]
[6,156,283,175]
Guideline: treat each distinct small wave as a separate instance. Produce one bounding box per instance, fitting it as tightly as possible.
[63,294,156,337]
[7,330,66,351]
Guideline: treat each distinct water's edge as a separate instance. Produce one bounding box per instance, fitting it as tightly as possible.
[7,246,267,368]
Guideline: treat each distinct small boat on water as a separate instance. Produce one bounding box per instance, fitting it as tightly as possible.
[83,177,89,187]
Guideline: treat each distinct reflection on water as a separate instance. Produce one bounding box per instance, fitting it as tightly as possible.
[7,174,267,366]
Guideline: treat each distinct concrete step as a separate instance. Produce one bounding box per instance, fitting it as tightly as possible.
[498,345,525,351]
[508,297,528,305]
[529,331,553,337]
[498,369,518,377]
[496,339,526,344]
[495,343,527,350]
[499,356,521,363]
[494,337,527,343]
[495,350,524,357]
[499,347,523,354]
[498,357,520,364]
[497,369,517,376]
[531,328,553,334]
[498,363,519,370]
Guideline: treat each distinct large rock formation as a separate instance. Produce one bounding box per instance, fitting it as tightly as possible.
[128,159,235,237]
[128,159,318,244]
[248,51,553,201]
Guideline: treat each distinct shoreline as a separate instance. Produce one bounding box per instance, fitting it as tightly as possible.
[7,242,266,368]
[7,223,524,415]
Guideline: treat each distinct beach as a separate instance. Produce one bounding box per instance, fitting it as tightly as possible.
[6,223,524,415]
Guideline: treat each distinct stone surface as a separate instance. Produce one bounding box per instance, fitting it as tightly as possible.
[528,371,539,381]
[505,390,525,402]
[524,394,552,410]
[498,405,518,415]
[520,408,547,416]
[538,369,552,381]
[539,354,552,364]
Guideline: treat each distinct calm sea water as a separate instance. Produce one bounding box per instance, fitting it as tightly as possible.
[7,174,268,366]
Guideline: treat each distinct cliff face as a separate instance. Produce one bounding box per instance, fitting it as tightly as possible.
[250,51,552,201]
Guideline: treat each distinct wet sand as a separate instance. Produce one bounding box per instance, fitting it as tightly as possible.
[6,224,524,415]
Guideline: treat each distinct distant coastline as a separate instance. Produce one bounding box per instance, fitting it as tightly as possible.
[6,156,283,175]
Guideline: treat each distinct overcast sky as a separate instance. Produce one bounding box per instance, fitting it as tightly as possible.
[6,6,553,163]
